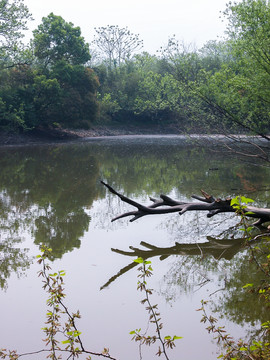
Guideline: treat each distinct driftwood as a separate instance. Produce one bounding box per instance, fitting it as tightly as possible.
[101,181,270,226]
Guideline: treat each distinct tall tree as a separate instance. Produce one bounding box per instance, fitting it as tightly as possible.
[32,13,90,68]
[224,0,270,72]
[0,0,32,68]
[203,0,270,135]
[92,25,143,68]
[50,61,100,127]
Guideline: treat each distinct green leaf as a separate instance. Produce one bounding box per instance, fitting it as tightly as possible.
[66,330,82,337]
[49,272,58,277]
[261,321,270,328]
[241,196,254,204]
[239,346,247,351]
[164,336,171,340]
[134,258,144,264]
[144,260,152,265]
[242,283,253,288]
[62,340,71,344]
[173,335,183,340]
[230,198,240,206]
[250,345,259,351]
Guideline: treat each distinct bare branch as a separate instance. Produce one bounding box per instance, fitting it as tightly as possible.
[101,181,270,225]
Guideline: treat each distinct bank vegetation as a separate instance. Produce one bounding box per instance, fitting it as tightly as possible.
[0,0,270,139]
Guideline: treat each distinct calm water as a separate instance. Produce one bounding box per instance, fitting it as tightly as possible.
[0,136,269,360]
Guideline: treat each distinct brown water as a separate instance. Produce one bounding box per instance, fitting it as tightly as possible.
[0,136,269,359]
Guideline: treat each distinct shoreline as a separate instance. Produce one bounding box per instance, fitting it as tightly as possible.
[0,125,181,146]
[0,126,267,146]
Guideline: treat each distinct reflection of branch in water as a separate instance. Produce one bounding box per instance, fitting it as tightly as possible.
[113,237,250,260]
[100,261,137,290]
[100,236,259,290]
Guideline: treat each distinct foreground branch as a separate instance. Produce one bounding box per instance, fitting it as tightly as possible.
[101,182,270,225]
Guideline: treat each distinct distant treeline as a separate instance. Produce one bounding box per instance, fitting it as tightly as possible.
[1,0,270,135]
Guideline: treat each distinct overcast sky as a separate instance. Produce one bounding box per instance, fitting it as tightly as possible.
[23,0,230,54]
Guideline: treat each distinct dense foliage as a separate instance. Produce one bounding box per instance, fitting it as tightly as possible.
[92,0,270,135]
[0,7,99,131]
[0,0,269,134]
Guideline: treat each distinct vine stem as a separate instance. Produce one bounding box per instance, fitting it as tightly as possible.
[37,249,118,360]
[142,262,169,360]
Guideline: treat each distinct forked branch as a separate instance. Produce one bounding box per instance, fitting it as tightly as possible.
[101,181,270,225]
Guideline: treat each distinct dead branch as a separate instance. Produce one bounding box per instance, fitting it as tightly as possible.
[101,181,270,225]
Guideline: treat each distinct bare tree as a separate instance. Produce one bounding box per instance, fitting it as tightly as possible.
[92,25,143,68]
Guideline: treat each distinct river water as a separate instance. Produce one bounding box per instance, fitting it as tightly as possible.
[0,136,269,360]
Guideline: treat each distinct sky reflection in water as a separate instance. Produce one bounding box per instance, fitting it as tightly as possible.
[0,137,269,359]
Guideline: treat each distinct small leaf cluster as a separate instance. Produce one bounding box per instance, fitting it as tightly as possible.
[130,257,182,359]
[1,244,116,360]
[231,195,270,308]
[230,195,254,221]
[198,300,270,359]
[201,195,270,359]
[37,245,83,359]
[230,195,255,236]
[0,349,19,360]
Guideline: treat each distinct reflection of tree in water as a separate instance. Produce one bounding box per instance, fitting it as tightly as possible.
[34,209,90,258]
[90,140,270,235]
[150,220,270,329]
[93,140,270,335]
[156,238,270,345]
[101,220,269,336]
[97,141,270,199]
[0,193,32,289]
[213,239,270,326]
[0,237,31,290]
[101,224,252,291]
[1,137,270,311]
[160,237,270,330]
[0,145,100,259]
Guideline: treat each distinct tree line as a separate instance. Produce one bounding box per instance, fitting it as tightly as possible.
[0,0,270,135]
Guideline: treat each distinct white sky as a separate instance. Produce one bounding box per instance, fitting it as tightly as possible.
[23,0,230,54]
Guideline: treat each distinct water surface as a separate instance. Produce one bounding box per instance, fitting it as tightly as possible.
[0,136,269,359]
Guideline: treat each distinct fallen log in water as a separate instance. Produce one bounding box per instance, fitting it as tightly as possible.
[101,181,270,226]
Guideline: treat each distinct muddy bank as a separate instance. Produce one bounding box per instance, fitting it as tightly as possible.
[0,129,75,146]
[0,124,180,146]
